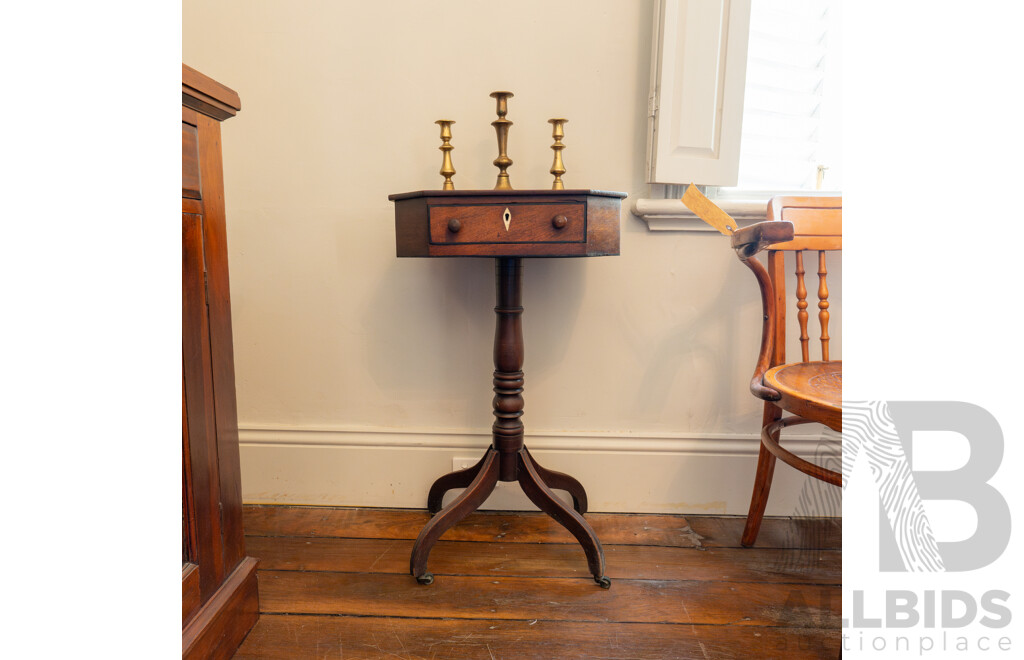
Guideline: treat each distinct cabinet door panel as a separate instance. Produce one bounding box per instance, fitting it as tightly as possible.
[183,378,198,565]
[182,122,202,200]
[182,212,225,601]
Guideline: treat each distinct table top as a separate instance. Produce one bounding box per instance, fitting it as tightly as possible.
[388,189,628,201]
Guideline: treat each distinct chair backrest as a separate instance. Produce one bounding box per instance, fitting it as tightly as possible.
[764,196,842,367]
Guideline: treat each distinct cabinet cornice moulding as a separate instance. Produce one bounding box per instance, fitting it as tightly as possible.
[183,63,241,121]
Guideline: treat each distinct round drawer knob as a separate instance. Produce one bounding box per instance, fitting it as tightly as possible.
[552,214,568,229]
[447,218,462,233]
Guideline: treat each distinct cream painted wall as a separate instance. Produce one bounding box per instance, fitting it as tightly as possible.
[183,0,841,515]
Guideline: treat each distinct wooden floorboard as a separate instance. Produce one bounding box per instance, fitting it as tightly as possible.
[246,536,840,584]
[234,615,839,660]
[258,571,840,627]
[686,515,841,550]
[235,506,841,659]
[243,505,840,549]
[243,507,702,547]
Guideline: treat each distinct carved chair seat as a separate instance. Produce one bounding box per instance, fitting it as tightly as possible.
[763,360,841,432]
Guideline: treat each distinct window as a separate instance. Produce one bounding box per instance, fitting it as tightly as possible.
[637,0,841,229]
[727,0,842,193]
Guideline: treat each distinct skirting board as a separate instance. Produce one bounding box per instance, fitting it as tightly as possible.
[238,427,841,516]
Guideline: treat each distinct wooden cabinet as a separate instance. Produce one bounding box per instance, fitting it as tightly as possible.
[182,64,259,659]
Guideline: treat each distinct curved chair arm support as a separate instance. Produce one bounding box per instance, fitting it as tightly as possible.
[731,221,794,401]
[730,221,794,258]
[738,254,782,401]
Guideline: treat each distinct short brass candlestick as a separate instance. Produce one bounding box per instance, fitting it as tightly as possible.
[490,91,514,190]
[548,118,568,190]
[435,120,456,190]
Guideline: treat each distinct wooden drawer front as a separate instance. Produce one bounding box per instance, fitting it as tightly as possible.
[429,202,584,244]
[182,122,201,200]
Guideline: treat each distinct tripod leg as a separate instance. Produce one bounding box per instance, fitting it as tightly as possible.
[518,450,609,588]
[410,448,500,584]
[524,447,588,515]
[426,452,488,514]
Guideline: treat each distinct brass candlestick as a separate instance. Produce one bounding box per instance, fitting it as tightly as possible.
[490,91,514,190]
[435,120,456,190]
[548,118,568,190]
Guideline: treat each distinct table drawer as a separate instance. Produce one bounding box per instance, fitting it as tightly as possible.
[429,202,584,244]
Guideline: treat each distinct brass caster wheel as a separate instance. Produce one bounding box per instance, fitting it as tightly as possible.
[415,572,434,585]
[595,576,611,589]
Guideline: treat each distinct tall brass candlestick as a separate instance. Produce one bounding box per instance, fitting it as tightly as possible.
[490,91,514,190]
[435,120,456,190]
[548,118,568,190]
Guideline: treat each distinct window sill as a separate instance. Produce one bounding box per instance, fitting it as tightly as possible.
[631,197,767,232]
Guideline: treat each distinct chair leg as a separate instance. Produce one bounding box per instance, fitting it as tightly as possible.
[742,405,783,547]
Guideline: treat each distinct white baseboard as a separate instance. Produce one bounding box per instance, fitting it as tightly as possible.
[238,426,841,516]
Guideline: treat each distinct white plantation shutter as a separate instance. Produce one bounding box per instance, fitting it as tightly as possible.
[733,0,842,191]
[646,0,753,186]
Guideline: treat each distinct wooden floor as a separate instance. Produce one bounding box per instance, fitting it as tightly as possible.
[233,505,840,659]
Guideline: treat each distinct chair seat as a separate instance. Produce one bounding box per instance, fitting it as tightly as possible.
[764,360,841,431]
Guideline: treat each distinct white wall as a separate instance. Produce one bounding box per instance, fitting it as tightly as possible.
[183,0,841,515]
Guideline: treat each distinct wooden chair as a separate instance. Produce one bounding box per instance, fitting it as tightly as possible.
[730,196,841,547]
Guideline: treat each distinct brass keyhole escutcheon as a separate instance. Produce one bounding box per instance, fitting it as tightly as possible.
[552,214,568,229]
[448,218,461,233]
[502,208,511,232]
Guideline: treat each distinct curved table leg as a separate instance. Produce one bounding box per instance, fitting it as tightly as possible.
[524,447,588,515]
[427,452,488,514]
[411,448,500,584]
[518,450,609,588]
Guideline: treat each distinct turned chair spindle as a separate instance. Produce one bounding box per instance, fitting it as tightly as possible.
[794,250,833,363]
[795,251,809,363]
[818,250,830,362]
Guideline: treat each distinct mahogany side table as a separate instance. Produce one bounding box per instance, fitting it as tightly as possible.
[389,189,625,587]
